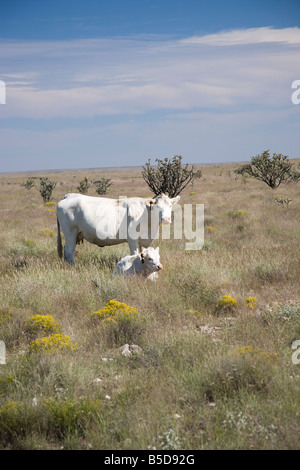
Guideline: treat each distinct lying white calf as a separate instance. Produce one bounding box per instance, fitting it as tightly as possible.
[113,247,163,281]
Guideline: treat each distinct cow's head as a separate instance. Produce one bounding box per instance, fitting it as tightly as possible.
[140,246,163,271]
[148,193,180,224]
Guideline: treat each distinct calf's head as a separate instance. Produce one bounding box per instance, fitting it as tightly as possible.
[140,247,163,272]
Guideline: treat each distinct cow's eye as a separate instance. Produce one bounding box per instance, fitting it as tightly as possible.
[148,257,153,261]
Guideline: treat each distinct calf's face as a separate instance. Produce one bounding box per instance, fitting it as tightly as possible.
[140,247,163,271]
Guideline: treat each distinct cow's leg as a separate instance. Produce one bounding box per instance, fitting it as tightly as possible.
[63,228,77,265]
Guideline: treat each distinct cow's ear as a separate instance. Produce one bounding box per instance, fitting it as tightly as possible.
[140,252,145,263]
[171,195,180,205]
[156,246,159,252]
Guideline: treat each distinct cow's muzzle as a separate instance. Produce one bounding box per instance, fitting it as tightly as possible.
[157,264,163,270]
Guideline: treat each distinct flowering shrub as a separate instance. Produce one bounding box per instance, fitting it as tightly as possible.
[26,314,61,335]
[92,300,139,323]
[93,300,145,346]
[29,334,78,354]
[245,296,257,309]
[46,209,56,213]
[205,226,218,231]
[216,295,237,311]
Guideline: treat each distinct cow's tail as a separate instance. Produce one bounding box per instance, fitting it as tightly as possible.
[57,216,63,259]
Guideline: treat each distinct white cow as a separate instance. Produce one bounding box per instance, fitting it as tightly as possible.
[113,246,163,281]
[57,193,180,265]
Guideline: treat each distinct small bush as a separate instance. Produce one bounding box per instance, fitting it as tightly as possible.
[142,155,202,197]
[23,177,35,190]
[92,300,146,346]
[201,350,277,402]
[25,315,61,336]
[235,151,300,189]
[216,295,237,312]
[29,334,78,354]
[77,177,90,194]
[94,178,112,195]
[245,296,257,310]
[44,397,102,439]
[39,177,57,203]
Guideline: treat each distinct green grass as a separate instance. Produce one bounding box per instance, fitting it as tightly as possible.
[0,162,300,449]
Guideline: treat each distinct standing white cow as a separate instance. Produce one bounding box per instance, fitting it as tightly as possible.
[113,246,163,281]
[57,193,180,265]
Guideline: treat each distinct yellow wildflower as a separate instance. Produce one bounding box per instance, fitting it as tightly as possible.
[29,334,77,354]
[92,300,139,322]
[26,314,61,334]
[184,309,202,316]
[216,295,237,311]
[234,345,278,362]
[44,202,56,207]
[245,296,257,309]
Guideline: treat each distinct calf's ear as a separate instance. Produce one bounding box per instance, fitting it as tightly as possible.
[140,252,145,263]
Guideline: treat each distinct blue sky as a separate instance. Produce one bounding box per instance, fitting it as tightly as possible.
[0,0,300,172]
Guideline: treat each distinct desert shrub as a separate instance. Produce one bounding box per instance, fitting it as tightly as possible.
[23,177,35,190]
[77,177,90,194]
[216,295,237,313]
[92,300,146,346]
[142,155,202,197]
[44,397,102,439]
[0,401,41,446]
[94,177,112,195]
[171,270,219,309]
[199,349,277,402]
[274,303,300,321]
[29,334,78,354]
[255,263,287,283]
[235,151,300,189]
[39,177,57,203]
[245,296,257,310]
[25,315,61,336]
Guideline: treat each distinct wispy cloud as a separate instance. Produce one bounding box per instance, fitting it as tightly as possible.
[1,27,299,120]
[180,26,300,46]
[1,27,299,171]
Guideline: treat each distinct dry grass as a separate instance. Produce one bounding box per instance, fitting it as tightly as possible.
[0,161,300,449]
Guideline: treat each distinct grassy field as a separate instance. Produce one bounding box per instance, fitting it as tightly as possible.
[0,161,300,450]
